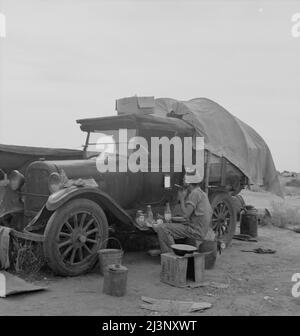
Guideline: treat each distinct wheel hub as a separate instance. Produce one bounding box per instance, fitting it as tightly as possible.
[78,234,87,244]
[71,230,87,247]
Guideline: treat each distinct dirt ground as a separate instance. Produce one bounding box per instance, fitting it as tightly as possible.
[0,224,300,316]
[1,190,300,316]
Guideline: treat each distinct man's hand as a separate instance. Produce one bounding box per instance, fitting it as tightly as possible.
[177,188,188,202]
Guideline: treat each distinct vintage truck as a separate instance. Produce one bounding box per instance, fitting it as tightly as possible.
[0,97,280,276]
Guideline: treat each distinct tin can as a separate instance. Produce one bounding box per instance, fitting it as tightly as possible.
[103,264,128,297]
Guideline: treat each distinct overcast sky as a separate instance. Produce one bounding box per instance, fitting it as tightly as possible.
[0,0,299,171]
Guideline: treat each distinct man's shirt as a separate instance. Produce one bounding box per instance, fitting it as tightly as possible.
[185,187,213,239]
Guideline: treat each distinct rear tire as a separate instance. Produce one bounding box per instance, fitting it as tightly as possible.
[209,192,236,246]
[43,198,108,276]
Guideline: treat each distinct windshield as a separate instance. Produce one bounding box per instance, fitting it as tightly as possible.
[85,129,137,159]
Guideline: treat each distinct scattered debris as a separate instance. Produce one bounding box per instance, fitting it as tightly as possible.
[263,295,281,307]
[286,225,300,233]
[0,271,47,298]
[204,293,215,297]
[241,248,276,254]
[188,281,229,289]
[141,296,212,313]
[257,208,272,226]
[263,296,274,302]
[233,234,257,242]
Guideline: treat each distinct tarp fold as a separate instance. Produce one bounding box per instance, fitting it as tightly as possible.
[153,97,283,197]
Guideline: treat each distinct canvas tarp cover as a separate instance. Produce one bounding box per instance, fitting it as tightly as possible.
[153,97,283,197]
[0,144,82,173]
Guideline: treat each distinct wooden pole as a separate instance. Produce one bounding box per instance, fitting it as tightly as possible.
[204,151,211,194]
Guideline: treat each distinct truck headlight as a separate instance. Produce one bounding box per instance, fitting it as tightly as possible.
[48,172,63,194]
[9,170,25,191]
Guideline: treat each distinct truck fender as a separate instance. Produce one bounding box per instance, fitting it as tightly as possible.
[46,186,135,230]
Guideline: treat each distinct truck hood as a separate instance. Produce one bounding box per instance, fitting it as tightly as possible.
[25,157,143,210]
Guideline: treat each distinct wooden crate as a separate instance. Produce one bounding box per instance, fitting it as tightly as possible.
[160,252,205,287]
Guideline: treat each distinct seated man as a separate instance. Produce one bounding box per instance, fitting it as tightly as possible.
[155,168,213,253]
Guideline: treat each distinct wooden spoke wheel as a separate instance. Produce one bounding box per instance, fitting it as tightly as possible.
[210,192,237,246]
[44,199,108,276]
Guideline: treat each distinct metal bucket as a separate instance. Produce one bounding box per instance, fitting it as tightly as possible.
[98,238,124,275]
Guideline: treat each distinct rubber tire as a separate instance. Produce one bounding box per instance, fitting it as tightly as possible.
[209,192,237,247]
[43,198,108,276]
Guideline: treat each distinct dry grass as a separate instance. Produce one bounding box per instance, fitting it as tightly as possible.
[270,201,300,228]
[279,175,300,196]
[286,179,300,188]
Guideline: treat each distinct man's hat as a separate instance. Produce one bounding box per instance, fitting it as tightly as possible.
[184,167,203,184]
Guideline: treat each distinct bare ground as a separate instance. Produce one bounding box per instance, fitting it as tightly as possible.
[1,191,300,316]
[0,223,300,316]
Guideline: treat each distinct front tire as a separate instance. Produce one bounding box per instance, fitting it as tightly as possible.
[43,198,108,276]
